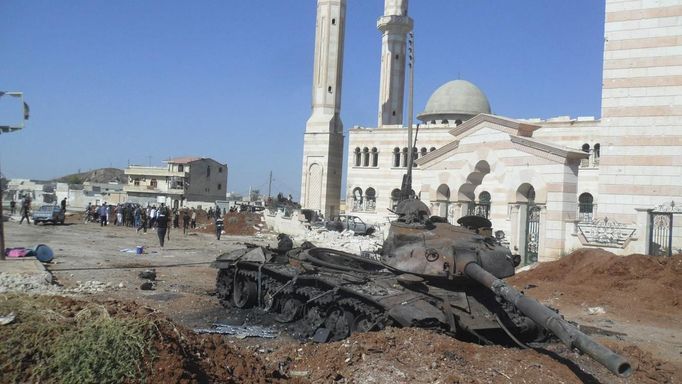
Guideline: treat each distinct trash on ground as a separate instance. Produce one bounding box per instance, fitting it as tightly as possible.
[194,323,279,339]
[0,312,16,325]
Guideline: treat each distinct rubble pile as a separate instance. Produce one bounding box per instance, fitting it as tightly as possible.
[0,272,127,295]
[0,272,57,294]
[292,228,383,255]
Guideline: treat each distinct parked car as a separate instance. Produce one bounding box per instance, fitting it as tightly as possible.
[32,204,65,225]
[325,214,374,235]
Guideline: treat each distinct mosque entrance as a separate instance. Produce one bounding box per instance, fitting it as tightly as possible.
[517,184,539,265]
[525,205,541,264]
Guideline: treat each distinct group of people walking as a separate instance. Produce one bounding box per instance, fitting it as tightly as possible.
[84,202,226,247]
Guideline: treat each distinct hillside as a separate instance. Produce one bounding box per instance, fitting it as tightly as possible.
[54,168,125,184]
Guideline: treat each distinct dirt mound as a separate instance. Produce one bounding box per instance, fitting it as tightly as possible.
[199,212,264,236]
[508,249,682,322]
[266,327,678,384]
[0,294,282,384]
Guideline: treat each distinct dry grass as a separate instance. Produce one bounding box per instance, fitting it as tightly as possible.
[0,294,155,384]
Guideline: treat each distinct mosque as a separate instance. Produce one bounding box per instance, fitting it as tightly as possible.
[300,0,682,264]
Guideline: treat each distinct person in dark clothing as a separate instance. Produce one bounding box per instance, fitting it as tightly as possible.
[215,208,224,240]
[182,209,190,235]
[19,197,31,224]
[9,199,16,215]
[156,204,169,247]
[60,198,67,212]
[99,203,108,226]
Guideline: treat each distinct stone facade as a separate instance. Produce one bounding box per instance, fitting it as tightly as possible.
[342,0,682,262]
[300,0,346,219]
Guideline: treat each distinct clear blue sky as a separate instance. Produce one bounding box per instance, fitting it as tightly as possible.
[0,1,605,199]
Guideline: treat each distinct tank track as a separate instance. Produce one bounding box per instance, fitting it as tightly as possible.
[217,263,389,341]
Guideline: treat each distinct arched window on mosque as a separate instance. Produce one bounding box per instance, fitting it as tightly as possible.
[412,147,418,167]
[362,147,369,167]
[371,148,378,167]
[420,147,427,158]
[354,147,361,167]
[401,147,408,168]
[430,147,436,152]
[351,187,363,212]
[442,119,449,124]
[393,147,400,167]
[578,192,594,223]
[593,143,601,166]
[365,187,376,211]
[581,143,591,167]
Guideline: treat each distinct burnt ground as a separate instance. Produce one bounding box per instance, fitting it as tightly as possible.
[2,213,681,383]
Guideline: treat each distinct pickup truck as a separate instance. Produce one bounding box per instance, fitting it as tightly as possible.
[325,214,374,235]
[32,205,65,225]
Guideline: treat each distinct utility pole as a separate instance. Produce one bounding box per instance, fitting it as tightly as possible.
[0,91,30,260]
[267,171,272,199]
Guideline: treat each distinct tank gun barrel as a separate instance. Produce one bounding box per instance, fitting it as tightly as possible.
[463,262,632,378]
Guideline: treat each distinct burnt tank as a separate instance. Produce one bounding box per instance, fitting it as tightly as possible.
[212,199,632,377]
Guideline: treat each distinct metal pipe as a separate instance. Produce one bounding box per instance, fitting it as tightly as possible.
[464,262,632,378]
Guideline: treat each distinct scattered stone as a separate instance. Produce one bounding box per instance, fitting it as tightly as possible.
[138,269,157,281]
[587,306,606,315]
[140,282,154,290]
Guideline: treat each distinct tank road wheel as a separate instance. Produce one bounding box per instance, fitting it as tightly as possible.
[276,297,303,323]
[216,269,234,307]
[233,275,257,308]
[352,314,375,333]
[325,307,354,341]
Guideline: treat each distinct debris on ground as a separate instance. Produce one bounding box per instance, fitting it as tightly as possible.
[194,324,280,339]
[0,312,16,325]
[138,269,157,281]
[291,227,383,255]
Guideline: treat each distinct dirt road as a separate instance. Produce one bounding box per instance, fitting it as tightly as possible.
[2,214,681,383]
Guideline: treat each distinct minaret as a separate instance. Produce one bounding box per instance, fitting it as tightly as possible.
[300,0,346,218]
[377,0,413,127]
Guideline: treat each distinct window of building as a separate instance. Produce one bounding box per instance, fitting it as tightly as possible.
[351,187,363,212]
[581,143,591,167]
[362,147,369,167]
[393,147,400,167]
[420,147,427,158]
[401,147,408,167]
[354,147,361,166]
[150,179,158,188]
[178,165,184,172]
[365,187,376,211]
[207,166,211,177]
[430,147,436,152]
[371,147,378,167]
[133,178,140,186]
[218,183,222,191]
[593,143,600,166]
[219,167,223,173]
[579,192,594,222]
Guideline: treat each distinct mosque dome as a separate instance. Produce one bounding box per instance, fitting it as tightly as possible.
[417,79,491,124]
